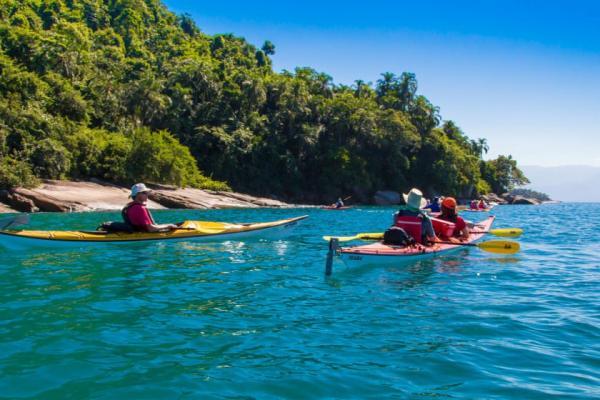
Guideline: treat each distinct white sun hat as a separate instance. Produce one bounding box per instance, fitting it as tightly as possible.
[402,188,427,210]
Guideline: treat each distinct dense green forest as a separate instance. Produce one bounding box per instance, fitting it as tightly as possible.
[0,0,528,202]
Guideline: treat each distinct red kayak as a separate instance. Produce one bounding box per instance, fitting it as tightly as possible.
[336,216,495,268]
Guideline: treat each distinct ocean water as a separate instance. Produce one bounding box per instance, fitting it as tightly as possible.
[0,203,598,399]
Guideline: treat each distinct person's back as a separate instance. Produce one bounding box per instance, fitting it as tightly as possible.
[438,197,469,239]
[123,201,154,231]
[394,188,436,244]
[425,197,441,213]
[335,198,344,208]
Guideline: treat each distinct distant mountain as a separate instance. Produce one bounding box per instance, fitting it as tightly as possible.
[519,165,600,202]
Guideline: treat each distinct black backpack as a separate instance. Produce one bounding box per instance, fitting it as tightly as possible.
[383,226,416,246]
[97,221,135,233]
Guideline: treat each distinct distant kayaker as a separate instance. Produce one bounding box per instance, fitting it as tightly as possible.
[478,199,487,209]
[335,197,344,208]
[123,183,178,232]
[424,196,441,213]
[393,188,437,244]
[438,197,469,239]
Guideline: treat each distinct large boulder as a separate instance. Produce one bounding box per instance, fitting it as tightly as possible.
[12,187,84,212]
[148,187,289,209]
[0,189,39,212]
[511,195,541,205]
[374,190,401,205]
[481,193,507,204]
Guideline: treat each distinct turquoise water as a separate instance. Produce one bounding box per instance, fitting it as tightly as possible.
[0,203,598,399]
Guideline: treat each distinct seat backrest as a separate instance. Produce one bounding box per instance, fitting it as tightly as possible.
[394,215,422,244]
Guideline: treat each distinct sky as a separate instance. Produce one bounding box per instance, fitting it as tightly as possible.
[164,0,600,167]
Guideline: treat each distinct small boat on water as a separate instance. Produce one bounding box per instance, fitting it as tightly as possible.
[321,206,352,210]
[330,216,495,270]
[0,215,308,249]
[461,207,494,213]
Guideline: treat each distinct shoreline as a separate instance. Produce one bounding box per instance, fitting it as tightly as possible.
[0,180,291,214]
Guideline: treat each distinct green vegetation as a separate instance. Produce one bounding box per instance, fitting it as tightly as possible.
[510,188,551,202]
[0,0,527,201]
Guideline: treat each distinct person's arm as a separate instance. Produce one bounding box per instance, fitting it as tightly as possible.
[129,205,178,232]
[457,218,470,239]
[422,214,438,243]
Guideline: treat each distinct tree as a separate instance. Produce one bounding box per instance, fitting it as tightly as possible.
[262,40,275,55]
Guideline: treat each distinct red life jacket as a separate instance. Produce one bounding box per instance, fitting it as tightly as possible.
[431,217,456,238]
[394,215,423,244]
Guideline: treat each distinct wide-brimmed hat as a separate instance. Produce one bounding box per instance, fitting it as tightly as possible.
[402,188,427,210]
[130,183,151,198]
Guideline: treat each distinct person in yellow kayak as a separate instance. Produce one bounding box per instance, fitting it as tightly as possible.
[122,183,179,232]
[392,188,437,244]
[438,197,470,239]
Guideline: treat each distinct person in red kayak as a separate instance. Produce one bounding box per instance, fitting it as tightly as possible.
[393,188,437,244]
[438,197,469,239]
[478,199,487,209]
[122,183,178,232]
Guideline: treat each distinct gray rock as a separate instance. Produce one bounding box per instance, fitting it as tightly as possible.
[511,195,540,205]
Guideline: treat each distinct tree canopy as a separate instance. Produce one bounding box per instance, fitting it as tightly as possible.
[0,0,527,201]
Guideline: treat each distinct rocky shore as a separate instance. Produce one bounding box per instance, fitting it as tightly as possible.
[373,190,547,206]
[0,180,289,213]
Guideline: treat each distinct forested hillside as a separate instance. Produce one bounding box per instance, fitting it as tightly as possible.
[0,0,528,202]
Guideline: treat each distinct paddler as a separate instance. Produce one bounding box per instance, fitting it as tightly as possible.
[423,196,441,213]
[123,183,179,232]
[438,197,469,239]
[335,197,344,208]
[393,188,437,244]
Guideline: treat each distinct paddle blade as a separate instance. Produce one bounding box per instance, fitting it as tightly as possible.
[356,232,383,240]
[322,235,359,242]
[477,240,520,254]
[488,228,523,238]
[0,214,30,230]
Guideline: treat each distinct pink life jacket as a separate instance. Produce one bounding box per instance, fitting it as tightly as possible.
[394,215,423,244]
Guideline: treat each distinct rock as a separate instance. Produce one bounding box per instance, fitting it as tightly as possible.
[0,190,39,212]
[0,202,15,213]
[511,195,540,205]
[5,180,291,213]
[481,193,508,204]
[149,188,289,209]
[12,187,85,212]
[374,191,401,205]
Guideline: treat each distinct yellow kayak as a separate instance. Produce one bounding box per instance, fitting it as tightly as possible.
[0,215,307,249]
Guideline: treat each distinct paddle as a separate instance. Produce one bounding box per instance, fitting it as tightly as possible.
[323,227,522,242]
[322,232,383,242]
[433,239,520,254]
[0,214,30,230]
[469,228,522,237]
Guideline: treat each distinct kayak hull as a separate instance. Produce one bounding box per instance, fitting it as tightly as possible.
[338,216,494,268]
[321,206,352,210]
[0,216,307,249]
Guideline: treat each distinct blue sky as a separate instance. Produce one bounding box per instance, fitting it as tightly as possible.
[164,1,600,167]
